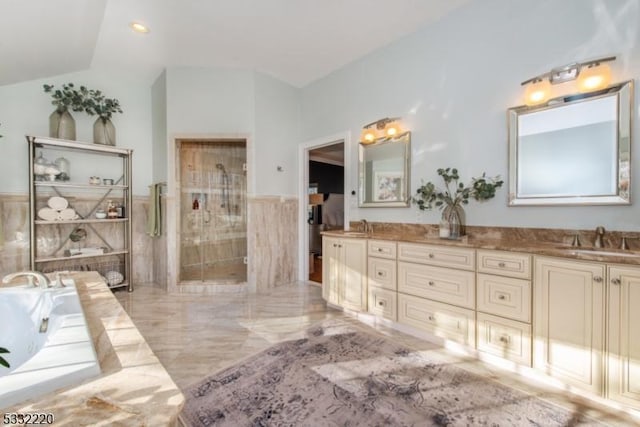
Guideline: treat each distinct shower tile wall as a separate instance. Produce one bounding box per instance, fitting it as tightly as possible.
[0,194,154,284]
[179,141,247,283]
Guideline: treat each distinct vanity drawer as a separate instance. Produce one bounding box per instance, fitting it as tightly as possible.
[398,293,475,346]
[398,261,475,309]
[477,250,531,280]
[368,286,397,321]
[368,240,397,260]
[477,273,531,323]
[398,243,475,271]
[368,257,397,290]
[477,312,532,366]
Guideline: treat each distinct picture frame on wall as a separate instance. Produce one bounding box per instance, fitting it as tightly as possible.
[373,171,403,202]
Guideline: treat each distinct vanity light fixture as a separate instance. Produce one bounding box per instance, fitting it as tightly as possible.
[129,21,150,34]
[521,56,615,106]
[360,117,403,143]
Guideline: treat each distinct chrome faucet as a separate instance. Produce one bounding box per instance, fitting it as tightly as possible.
[594,226,605,248]
[2,271,50,289]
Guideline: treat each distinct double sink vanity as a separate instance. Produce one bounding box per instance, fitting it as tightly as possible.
[321,224,640,412]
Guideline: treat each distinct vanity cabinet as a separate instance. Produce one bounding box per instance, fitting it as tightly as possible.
[27,136,133,291]
[607,265,640,408]
[397,242,476,346]
[533,257,605,395]
[367,240,397,320]
[322,236,367,311]
[477,250,532,365]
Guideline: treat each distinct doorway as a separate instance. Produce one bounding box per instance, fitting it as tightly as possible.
[177,139,247,284]
[298,132,351,284]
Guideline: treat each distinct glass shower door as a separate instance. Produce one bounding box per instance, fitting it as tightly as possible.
[179,140,247,283]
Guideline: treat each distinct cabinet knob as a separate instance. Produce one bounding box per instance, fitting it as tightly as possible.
[611,278,621,285]
[377,248,383,252]
[428,315,435,321]
[333,244,337,247]
[378,301,384,306]
[498,294,506,300]
[377,271,383,276]
[428,253,435,258]
[428,281,434,286]
[498,262,506,268]
[593,276,603,283]
[499,335,510,344]
[338,244,342,248]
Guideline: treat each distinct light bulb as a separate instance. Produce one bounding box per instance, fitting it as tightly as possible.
[360,128,377,143]
[524,78,551,106]
[577,63,611,92]
[384,121,402,137]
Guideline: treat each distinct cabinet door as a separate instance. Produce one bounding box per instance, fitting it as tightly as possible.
[340,238,367,311]
[533,257,605,395]
[608,266,640,408]
[322,236,340,305]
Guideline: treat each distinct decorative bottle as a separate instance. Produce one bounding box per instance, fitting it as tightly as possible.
[107,200,118,219]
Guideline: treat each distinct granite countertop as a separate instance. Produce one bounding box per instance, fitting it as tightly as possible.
[4,272,184,425]
[322,229,640,265]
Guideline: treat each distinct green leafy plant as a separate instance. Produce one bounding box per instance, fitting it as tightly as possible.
[0,346,10,368]
[43,83,88,112]
[84,90,123,120]
[412,167,504,211]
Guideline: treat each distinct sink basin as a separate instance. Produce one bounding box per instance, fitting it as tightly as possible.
[341,231,368,237]
[560,248,640,258]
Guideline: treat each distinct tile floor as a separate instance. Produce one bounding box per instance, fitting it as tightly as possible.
[116,282,639,426]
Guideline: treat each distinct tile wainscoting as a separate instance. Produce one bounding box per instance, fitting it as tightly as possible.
[0,193,155,284]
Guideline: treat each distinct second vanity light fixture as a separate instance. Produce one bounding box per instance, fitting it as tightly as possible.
[521,56,616,106]
[360,117,403,143]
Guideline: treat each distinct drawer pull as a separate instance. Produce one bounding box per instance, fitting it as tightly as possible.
[498,295,506,300]
[428,315,435,321]
[377,248,383,252]
[333,244,337,247]
[428,281,435,286]
[499,335,510,344]
[377,271,384,276]
[611,278,621,285]
[593,276,603,283]
[428,253,435,258]
[498,262,506,268]
[378,301,385,306]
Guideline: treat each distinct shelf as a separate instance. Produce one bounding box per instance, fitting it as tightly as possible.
[35,250,129,263]
[30,135,133,156]
[35,182,128,190]
[35,218,128,225]
[108,281,129,290]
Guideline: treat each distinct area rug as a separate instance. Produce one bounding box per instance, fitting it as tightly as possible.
[181,320,602,426]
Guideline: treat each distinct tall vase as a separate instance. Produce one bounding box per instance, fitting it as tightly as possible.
[49,107,76,140]
[93,117,116,146]
[442,204,466,239]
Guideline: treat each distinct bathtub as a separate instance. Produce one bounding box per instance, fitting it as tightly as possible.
[0,278,101,409]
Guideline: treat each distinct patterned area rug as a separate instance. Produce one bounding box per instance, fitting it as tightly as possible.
[181,320,602,426]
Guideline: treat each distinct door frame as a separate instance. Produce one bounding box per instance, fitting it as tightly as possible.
[297,131,351,281]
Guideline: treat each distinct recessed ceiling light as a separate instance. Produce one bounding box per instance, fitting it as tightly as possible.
[130,22,150,34]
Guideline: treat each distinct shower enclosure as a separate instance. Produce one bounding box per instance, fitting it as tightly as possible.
[178,140,247,284]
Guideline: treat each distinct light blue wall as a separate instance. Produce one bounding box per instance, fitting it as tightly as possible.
[254,72,301,196]
[0,70,153,195]
[300,0,640,231]
[151,71,167,184]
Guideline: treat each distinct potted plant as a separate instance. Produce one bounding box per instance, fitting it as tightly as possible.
[0,347,10,368]
[412,167,503,239]
[84,90,123,146]
[43,83,87,140]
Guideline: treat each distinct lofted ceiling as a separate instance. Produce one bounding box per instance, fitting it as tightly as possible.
[0,0,470,88]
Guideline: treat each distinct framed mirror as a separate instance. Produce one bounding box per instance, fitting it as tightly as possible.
[359,132,411,207]
[508,80,632,206]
